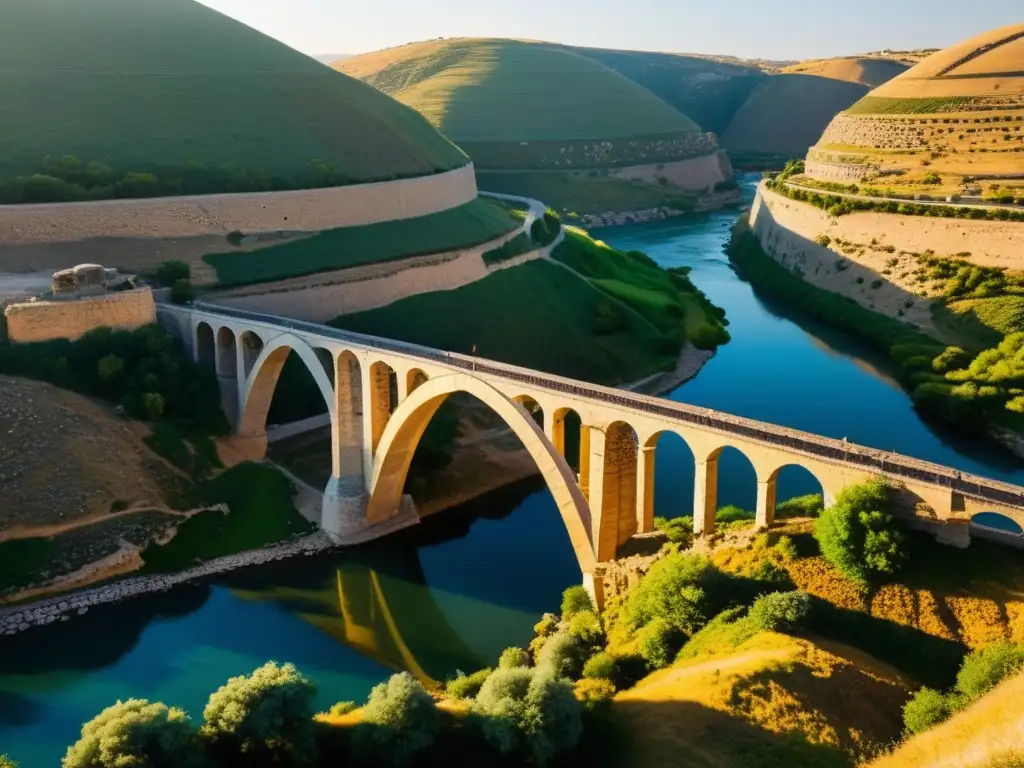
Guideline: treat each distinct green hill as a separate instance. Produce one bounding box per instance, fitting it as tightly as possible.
[338,38,712,171]
[0,0,468,197]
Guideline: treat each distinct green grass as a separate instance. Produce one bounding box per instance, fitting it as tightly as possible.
[845,96,980,115]
[0,538,54,593]
[476,170,697,215]
[481,232,534,265]
[140,463,314,574]
[204,197,518,286]
[331,260,675,385]
[351,39,700,143]
[0,0,466,188]
[938,296,1024,349]
[144,422,223,479]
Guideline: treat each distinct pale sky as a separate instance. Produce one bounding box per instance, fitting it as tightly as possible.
[196,0,1021,60]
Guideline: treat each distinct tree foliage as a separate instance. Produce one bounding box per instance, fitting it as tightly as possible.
[356,672,440,765]
[623,552,712,634]
[560,585,594,618]
[201,661,317,764]
[498,647,531,669]
[814,477,906,582]
[62,699,200,768]
[902,687,954,735]
[955,642,1024,700]
[748,590,811,632]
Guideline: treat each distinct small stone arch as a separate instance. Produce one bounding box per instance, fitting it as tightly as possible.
[368,374,596,575]
[513,395,544,429]
[405,368,429,401]
[971,511,1024,535]
[696,443,759,532]
[240,331,264,378]
[238,333,335,444]
[639,429,697,532]
[550,406,583,469]
[196,322,215,369]
[367,360,398,455]
[216,326,236,378]
[765,463,827,521]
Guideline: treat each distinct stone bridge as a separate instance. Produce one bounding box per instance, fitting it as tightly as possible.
[158,303,1024,603]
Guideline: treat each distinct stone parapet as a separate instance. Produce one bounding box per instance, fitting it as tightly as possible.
[4,287,155,343]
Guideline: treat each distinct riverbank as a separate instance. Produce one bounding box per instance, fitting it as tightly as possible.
[0,530,336,637]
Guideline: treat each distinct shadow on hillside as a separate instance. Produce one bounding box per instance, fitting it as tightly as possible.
[612,698,854,768]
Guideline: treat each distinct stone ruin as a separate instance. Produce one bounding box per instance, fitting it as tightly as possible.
[50,263,135,299]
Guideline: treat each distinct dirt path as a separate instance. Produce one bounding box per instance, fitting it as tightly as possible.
[0,503,216,544]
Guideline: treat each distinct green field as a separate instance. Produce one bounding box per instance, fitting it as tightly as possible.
[0,0,467,190]
[140,464,314,574]
[205,197,518,286]
[331,260,676,385]
[845,96,979,115]
[476,171,697,215]
[481,232,533,265]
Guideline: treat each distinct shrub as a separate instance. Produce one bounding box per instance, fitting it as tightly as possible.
[568,610,604,648]
[623,552,711,635]
[582,652,616,681]
[574,678,616,710]
[903,687,954,734]
[561,585,594,618]
[201,661,317,764]
[748,590,811,632]
[327,701,356,717]
[498,647,531,669]
[227,230,245,246]
[653,515,693,546]
[814,477,906,582]
[933,346,971,373]
[171,278,194,305]
[955,642,1024,700]
[717,505,754,524]
[636,617,683,670]
[357,672,440,764]
[475,668,582,765]
[63,699,200,768]
[533,613,558,638]
[0,757,15,768]
[776,494,824,518]
[154,260,190,287]
[446,668,492,699]
[536,631,587,681]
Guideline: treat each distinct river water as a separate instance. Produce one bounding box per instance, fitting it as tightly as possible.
[2,175,1021,765]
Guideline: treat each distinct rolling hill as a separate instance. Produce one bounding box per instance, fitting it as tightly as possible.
[0,0,468,192]
[805,24,1024,193]
[721,58,909,159]
[337,38,714,171]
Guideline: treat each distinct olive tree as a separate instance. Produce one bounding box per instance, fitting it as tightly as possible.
[62,699,200,768]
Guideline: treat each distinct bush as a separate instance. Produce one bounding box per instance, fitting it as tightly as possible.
[654,515,693,546]
[561,585,594,618]
[573,678,616,711]
[201,661,317,764]
[567,610,604,648]
[902,687,953,735]
[536,631,587,681]
[776,494,825,518]
[154,260,190,287]
[748,590,811,632]
[446,668,492,699]
[955,642,1024,700]
[636,617,683,670]
[717,505,754,524]
[475,668,582,765]
[0,756,15,768]
[170,278,194,305]
[623,552,710,635]
[814,477,906,582]
[498,647,531,669]
[63,699,200,768]
[533,613,559,638]
[582,652,616,681]
[357,672,440,764]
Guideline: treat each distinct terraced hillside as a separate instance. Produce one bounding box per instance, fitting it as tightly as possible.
[805,24,1024,195]
[0,0,468,199]
[722,58,909,159]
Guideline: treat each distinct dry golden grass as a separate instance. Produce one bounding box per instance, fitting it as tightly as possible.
[869,670,1024,768]
[614,631,911,767]
[782,58,909,88]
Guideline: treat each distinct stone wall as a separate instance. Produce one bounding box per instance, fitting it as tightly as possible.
[4,288,156,343]
[816,113,929,152]
[0,164,477,247]
[609,150,733,191]
[804,159,873,182]
[206,231,543,322]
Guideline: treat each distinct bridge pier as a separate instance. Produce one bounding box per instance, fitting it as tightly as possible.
[693,457,718,535]
[637,445,656,535]
[756,477,777,529]
[322,474,369,539]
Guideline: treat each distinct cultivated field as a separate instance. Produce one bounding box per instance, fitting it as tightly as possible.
[338,38,699,144]
[0,0,467,189]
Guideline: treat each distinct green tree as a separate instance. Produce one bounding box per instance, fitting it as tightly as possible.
[170,279,194,305]
[356,672,440,764]
[748,590,811,632]
[814,477,906,581]
[201,661,317,765]
[902,687,953,735]
[62,699,200,768]
[623,552,711,634]
[154,261,190,288]
[955,642,1024,700]
[0,756,17,768]
[142,392,165,421]
[498,647,531,669]
[560,585,594,618]
[96,354,124,382]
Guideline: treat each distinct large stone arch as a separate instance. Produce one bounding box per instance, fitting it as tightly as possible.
[639,428,698,534]
[238,333,336,446]
[367,373,597,575]
[216,326,236,377]
[764,462,827,522]
[195,321,215,369]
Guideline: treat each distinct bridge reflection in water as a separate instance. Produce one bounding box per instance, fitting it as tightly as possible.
[229,549,495,686]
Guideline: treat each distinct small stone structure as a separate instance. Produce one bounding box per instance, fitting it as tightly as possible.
[3,263,155,343]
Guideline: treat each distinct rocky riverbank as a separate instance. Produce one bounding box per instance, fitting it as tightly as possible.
[0,530,336,637]
[581,190,741,229]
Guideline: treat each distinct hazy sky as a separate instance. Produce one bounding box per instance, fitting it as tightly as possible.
[197,0,1021,60]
